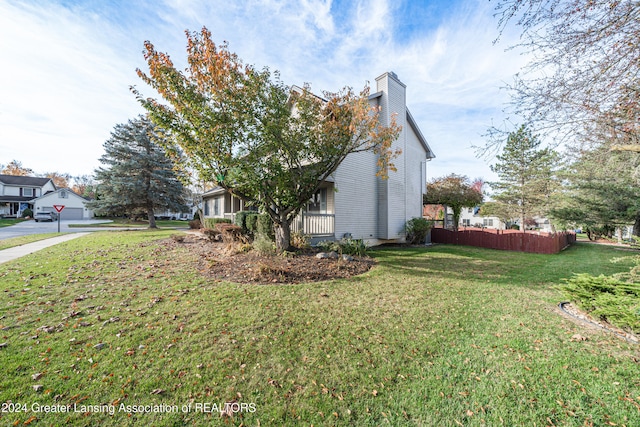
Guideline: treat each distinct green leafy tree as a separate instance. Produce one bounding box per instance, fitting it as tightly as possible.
[88,116,188,228]
[133,27,401,251]
[489,125,560,231]
[423,174,483,231]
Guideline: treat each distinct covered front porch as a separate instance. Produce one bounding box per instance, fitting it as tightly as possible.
[202,183,336,238]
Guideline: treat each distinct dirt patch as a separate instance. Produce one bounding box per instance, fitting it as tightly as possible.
[170,233,376,284]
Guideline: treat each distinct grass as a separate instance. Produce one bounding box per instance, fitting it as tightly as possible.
[0,235,639,426]
[67,219,189,229]
[0,219,25,228]
[0,234,62,251]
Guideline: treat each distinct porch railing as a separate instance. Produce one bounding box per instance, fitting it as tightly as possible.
[291,213,335,236]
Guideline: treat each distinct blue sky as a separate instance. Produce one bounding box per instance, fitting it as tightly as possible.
[0,0,526,181]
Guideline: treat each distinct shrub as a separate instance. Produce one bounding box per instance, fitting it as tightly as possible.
[253,235,276,256]
[317,238,368,256]
[245,214,259,234]
[188,219,201,229]
[21,208,33,218]
[257,214,274,239]
[291,231,311,250]
[404,217,433,244]
[317,240,341,253]
[202,217,232,229]
[234,211,251,231]
[215,223,247,244]
[339,238,368,256]
[560,273,640,333]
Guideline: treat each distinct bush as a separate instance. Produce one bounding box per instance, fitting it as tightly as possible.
[560,273,640,333]
[257,214,274,239]
[234,211,251,231]
[188,219,201,229]
[215,223,247,244]
[291,231,311,250]
[21,208,33,218]
[245,214,259,234]
[404,217,433,244]
[253,234,276,256]
[317,238,368,256]
[202,217,232,229]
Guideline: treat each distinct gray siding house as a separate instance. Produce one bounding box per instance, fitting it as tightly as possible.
[202,71,435,244]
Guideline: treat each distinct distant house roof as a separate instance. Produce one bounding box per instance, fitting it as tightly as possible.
[29,187,90,202]
[0,174,54,187]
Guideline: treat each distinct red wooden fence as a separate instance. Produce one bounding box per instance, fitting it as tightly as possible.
[430,227,576,254]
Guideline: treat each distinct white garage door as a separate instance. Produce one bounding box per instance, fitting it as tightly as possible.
[59,208,83,220]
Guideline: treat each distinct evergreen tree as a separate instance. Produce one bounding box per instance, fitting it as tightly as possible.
[549,143,640,239]
[489,125,559,231]
[88,116,188,228]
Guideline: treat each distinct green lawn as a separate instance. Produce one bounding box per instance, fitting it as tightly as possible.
[0,232,638,426]
[0,233,61,251]
[67,219,190,229]
[0,218,25,228]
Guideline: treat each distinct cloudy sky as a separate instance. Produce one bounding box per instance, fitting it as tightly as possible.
[0,0,527,182]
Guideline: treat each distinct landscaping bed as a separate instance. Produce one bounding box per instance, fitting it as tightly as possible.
[174,234,375,284]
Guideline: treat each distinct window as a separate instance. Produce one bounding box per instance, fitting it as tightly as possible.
[213,197,221,216]
[462,219,471,226]
[483,218,494,227]
[307,188,327,214]
[60,190,68,199]
[204,200,210,216]
[22,188,34,197]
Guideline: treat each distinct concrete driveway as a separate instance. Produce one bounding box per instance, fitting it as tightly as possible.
[0,219,123,240]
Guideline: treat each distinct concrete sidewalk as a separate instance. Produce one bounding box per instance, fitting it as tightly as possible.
[0,233,90,264]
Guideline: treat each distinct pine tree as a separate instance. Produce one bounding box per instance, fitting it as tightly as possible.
[88,116,188,228]
[489,125,559,231]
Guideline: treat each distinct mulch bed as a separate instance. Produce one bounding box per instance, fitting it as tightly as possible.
[171,233,376,284]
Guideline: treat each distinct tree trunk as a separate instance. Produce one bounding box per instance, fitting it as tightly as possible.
[274,219,292,252]
[148,206,158,229]
[633,213,640,237]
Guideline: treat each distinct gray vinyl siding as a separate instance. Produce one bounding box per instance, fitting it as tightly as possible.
[405,123,428,221]
[376,72,408,239]
[333,150,378,240]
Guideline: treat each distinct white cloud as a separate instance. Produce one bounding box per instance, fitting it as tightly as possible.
[0,0,527,182]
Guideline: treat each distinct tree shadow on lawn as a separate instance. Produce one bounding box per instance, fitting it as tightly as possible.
[370,243,636,288]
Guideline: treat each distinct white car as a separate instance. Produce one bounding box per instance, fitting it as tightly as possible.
[34,212,56,222]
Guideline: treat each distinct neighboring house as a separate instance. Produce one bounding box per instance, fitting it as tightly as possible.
[30,188,94,220]
[0,174,56,217]
[459,207,505,230]
[202,71,436,244]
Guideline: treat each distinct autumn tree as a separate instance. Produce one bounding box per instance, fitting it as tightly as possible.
[423,174,483,231]
[486,0,640,153]
[133,27,401,251]
[71,175,96,199]
[87,116,188,228]
[489,125,560,231]
[1,160,33,176]
[43,172,71,189]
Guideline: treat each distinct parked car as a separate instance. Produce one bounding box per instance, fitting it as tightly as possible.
[34,212,56,222]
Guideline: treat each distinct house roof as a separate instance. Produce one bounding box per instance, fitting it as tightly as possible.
[0,195,35,203]
[0,174,54,187]
[29,188,89,203]
[368,92,435,159]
